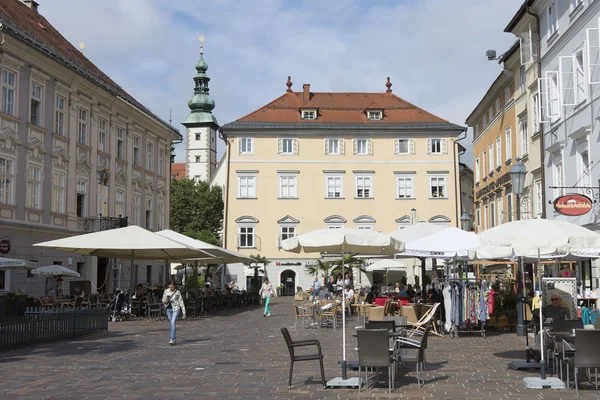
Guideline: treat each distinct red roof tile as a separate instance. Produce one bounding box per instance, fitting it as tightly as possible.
[235,91,448,125]
[171,163,186,180]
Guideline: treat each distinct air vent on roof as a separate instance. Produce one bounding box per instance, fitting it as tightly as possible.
[23,0,39,13]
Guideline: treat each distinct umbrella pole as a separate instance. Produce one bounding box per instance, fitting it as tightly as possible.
[538,249,547,380]
[341,250,347,380]
[131,250,134,292]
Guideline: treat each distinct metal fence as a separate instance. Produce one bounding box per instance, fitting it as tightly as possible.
[0,307,109,351]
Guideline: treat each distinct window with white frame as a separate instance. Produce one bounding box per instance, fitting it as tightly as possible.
[520,119,528,156]
[195,155,200,163]
[507,193,513,222]
[116,190,125,217]
[145,198,153,229]
[55,95,65,136]
[354,138,370,155]
[302,110,316,120]
[0,156,14,205]
[279,225,296,243]
[132,193,141,225]
[238,225,255,248]
[578,149,591,188]
[325,175,343,198]
[159,148,165,176]
[117,127,125,160]
[30,82,42,126]
[1,70,16,116]
[484,203,488,230]
[157,201,165,230]
[429,175,447,198]
[574,47,587,103]
[505,127,512,160]
[475,157,480,182]
[356,224,374,230]
[430,138,442,154]
[548,71,560,120]
[147,142,154,172]
[505,87,511,104]
[497,197,504,224]
[279,174,298,198]
[548,2,558,37]
[51,171,65,214]
[535,180,543,216]
[279,138,294,154]
[240,137,253,154]
[98,118,107,153]
[195,133,200,141]
[327,224,344,229]
[396,176,414,199]
[238,174,257,198]
[133,136,140,166]
[76,179,87,217]
[368,111,382,120]
[495,137,501,168]
[520,65,526,93]
[26,164,41,209]
[490,200,496,227]
[396,138,411,155]
[97,184,109,217]
[355,175,372,198]
[532,93,539,131]
[77,108,88,145]
[483,150,487,177]
[554,160,564,198]
[326,138,341,155]
[488,143,494,173]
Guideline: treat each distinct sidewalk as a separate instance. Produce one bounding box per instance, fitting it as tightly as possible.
[0,296,594,399]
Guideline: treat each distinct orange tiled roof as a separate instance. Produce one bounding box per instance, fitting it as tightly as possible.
[234,91,448,125]
[0,0,179,136]
[171,163,186,180]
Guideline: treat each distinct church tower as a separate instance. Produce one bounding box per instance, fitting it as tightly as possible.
[182,36,218,182]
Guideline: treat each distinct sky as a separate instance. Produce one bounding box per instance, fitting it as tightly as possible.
[40,0,524,166]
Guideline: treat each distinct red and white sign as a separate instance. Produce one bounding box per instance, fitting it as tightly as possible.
[553,193,593,216]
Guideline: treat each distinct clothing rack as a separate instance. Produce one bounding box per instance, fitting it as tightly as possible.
[437,279,488,339]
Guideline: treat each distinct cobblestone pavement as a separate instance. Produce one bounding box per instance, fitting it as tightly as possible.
[0,297,598,399]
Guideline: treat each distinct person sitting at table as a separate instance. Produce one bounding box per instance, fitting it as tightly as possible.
[132,284,144,299]
[406,284,415,299]
[345,285,355,316]
[542,293,570,321]
[365,286,378,304]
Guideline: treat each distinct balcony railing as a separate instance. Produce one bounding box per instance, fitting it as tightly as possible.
[85,216,128,232]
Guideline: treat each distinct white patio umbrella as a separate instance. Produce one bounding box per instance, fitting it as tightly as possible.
[389,222,447,251]
[281,227,398,387]
[402,227,480,259]
[0,257,37,270]
[31,264,80,277]
[364,259,406,272]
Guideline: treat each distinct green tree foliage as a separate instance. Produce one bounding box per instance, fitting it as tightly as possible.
[170,178,223,236]
[246,254,270,293]
[305,259,331,283]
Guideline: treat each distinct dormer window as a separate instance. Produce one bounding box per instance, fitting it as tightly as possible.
[301,109,317,120]
[367,111,382,120]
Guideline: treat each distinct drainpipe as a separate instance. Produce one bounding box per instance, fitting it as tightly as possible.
[218,128,231,249]
[453,128,468,228]
[526,4,545,218]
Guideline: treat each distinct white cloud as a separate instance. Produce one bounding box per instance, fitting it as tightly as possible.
[40,0,523,165]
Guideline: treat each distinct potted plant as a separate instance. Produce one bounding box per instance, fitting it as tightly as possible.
[276,285,282,297]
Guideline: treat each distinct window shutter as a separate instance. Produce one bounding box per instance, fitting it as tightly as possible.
[238,138,242,154]
[367,139,372,155]
[293,138,298,155]
[427,139,432,155]
[325,139,329,155]
[559,56,575,106]
[278,138,283,154]
[353,139,357,155]
[394,138,399,155]
[277,232,281,248]
[409,139,415,155]
[340,139,345,155]
[442,139,448,154]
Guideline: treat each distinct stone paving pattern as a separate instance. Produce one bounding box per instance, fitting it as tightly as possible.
[0,297,598,399]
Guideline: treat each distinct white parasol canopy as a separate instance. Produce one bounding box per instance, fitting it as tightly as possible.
[389,222,447,251]
[469,219,600,260]
[402,227,480,259]
[364,259,406,272]
[155,229,253,263]
[33,225,213,260]
[281,227,399,254]
[0,257,37,270]
[31,265,80,278]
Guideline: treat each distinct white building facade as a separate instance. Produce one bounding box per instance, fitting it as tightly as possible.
[0,1,180,296]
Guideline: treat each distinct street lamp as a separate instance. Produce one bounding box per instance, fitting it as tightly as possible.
[460,212,470,231]
[510,158,527,338]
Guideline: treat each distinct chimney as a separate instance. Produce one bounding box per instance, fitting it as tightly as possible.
[24,0,39,13]
[303,84,310,103]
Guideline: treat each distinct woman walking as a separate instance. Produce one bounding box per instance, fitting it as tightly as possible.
[162,280,186,345]
[259,278,276,317]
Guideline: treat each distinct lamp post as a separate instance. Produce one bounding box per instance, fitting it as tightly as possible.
[510,158,527,337]
[460,212,470,231]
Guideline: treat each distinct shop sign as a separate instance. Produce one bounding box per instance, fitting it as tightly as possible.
[0,238,10,254]
[275,261,302,267]
[553,193,593,216]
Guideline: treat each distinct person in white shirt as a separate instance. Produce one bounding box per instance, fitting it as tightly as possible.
[344,285,355,317]
[162,280,186,345]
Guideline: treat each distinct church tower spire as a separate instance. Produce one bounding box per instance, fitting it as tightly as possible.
[183,35,218,126]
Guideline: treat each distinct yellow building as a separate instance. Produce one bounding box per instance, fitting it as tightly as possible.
[467,41,521,232]
[220,79,466,293]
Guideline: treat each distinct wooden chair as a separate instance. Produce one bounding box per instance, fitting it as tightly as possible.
[294,304,312,330]
[408,303,441,337]
[368,306,385,321]
[280,328,326,389]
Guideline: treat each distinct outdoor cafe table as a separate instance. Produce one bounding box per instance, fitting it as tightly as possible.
[351,303,376,325]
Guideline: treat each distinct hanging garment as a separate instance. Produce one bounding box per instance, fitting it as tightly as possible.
[443,285,453,332]
[488,288,495,315]
[479,284,487,322]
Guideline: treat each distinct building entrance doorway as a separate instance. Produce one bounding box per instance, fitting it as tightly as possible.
[280,270,296,296]
[97,257,108,294]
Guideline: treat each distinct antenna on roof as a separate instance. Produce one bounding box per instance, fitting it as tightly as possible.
[169,109,172,125]
[199,35,204,55]
[78,42,85,53]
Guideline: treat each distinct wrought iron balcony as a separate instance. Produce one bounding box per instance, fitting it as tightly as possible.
[85,216,128,232]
